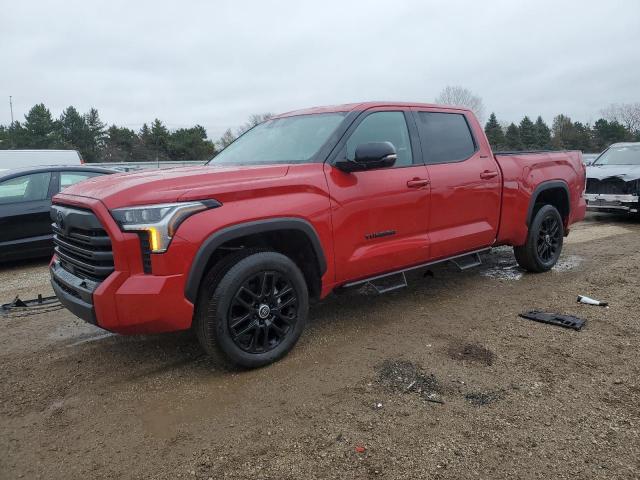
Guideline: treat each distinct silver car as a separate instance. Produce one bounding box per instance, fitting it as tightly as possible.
[585,143,640,215]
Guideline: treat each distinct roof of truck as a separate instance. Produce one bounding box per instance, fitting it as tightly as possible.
[274,101,472,118]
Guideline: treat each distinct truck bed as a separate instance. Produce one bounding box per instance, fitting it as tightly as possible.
[493,150,586,246]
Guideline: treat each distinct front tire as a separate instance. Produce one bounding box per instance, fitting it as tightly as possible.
[514,204,564,272]
[195,251,309,368]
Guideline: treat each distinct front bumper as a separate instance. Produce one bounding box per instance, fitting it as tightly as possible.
[584,193,639,213]
[51,259,98,324]
[49,195,195,335]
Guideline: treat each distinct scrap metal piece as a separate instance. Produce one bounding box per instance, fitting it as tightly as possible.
[519,310,586,331]
[1,295,60,315]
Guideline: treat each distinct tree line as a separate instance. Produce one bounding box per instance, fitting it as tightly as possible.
[484,112,639,153]
[1,101,639,163]
[0,104,227,163]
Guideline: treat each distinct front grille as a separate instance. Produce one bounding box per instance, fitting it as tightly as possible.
[51,205,114,282]
[586,178,637,195]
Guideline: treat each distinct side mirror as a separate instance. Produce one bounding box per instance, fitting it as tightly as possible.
[335,141,397,173]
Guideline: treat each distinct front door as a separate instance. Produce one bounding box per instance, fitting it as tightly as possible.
[325,108,431,283]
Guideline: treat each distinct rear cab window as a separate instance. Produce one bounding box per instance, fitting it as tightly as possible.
[413,111,477,164]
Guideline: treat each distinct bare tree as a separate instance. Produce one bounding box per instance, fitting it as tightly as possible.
[237,112,274,136]
[600,103,640,133]
[435,86,485,122]
[216,112,274,150]
[216,128,237,150]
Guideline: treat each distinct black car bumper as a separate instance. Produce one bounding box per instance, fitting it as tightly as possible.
[50,259,99,325]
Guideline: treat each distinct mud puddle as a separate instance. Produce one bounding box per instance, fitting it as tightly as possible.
[480,247,582,281]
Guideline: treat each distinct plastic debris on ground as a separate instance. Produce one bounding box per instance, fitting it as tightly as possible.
[577,295,608,307]
[519,311,586,331]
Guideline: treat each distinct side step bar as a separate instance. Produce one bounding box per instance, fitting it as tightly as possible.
[368,272,408,294]
[341,248,490,291]
[450,252,482,270]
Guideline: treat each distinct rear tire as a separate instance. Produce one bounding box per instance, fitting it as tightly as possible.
[195,251,308,368]
[514,204,564,272]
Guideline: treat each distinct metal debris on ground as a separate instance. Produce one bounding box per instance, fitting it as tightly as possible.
[577,295,608,307]
[519,311,586,331]
[1,295,62,318]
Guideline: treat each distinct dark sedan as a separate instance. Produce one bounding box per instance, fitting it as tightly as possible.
[0,166,115,262]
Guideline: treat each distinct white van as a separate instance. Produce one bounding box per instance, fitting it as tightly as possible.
[0,149,83,171]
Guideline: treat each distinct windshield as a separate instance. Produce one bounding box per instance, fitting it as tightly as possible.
[210,113,346,165]
[593,144,640,166]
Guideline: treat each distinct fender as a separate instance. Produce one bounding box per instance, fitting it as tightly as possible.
[526,180,570,226]
[184,217,327,303]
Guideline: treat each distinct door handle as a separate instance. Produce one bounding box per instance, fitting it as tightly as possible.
[479,170,499,179]
[407,178,430,188]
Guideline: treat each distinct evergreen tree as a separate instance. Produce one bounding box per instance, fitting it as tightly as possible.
[59,106,91,156]
[134,123,154,160]
[102,125,137,162]
[592,119,631,151]
[22,103,62,149]
[0,122,28,149]
[84,108,106,162]
[534,116,551,149]
[484,113,505,150]
[518,116,537,150]
[148,119,170,161]
[168,125,216,160]
[505,123,522,150]
[571,122,594,152]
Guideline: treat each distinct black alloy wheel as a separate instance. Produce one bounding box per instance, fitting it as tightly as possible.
[514,204,564,272]
[228,271,298,353]
[536,215,561,263]
[195,250,309,368]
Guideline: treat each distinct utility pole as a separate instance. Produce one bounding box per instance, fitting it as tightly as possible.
[9,96,14,125]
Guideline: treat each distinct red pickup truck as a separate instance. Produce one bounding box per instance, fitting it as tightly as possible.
[50,102,586,367]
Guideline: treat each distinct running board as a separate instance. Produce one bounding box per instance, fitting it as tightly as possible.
[367,272,408,294]
[341,248,490,290]
[450,252,482,270]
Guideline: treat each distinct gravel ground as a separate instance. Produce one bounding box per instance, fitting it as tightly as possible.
[1,213,639,479]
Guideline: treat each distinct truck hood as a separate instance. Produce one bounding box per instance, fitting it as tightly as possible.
[58,164,289,209]
[586,164,640,182]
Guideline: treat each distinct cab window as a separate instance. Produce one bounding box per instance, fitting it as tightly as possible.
[346,112,413,167]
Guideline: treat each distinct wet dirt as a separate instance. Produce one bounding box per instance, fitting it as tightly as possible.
[447,343,495,366]
[1,213,640,479]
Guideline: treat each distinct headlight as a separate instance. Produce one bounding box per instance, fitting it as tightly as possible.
[111,200,221,253]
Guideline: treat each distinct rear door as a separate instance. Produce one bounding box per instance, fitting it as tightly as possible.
[0,171,56,259]
[411,108,501,259]
[325,108,431,283]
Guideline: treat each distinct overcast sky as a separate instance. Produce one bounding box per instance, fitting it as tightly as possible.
[1,0,639,139]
